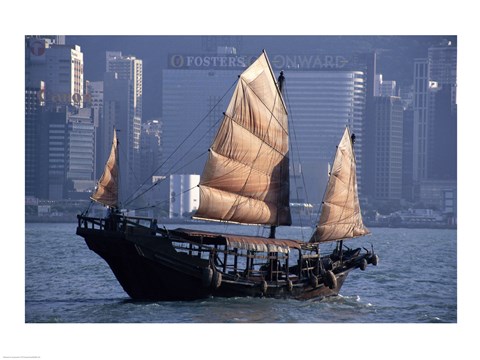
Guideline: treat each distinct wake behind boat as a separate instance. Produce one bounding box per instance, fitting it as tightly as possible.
[76,50,378,301]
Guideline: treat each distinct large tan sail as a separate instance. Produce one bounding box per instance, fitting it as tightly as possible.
[310,127,370,243]
[91,129,119,208]
[194,51,291,226]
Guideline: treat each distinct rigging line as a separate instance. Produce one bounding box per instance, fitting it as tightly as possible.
[123,78,239,206]
[240,76,289,135]
[283,81,311,236]
[117,138,142,207]
[149,184,200,210]
[226,83,283,226]
[124,114,224,208]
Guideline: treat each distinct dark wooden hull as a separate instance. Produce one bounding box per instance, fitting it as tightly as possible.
[76,222,364,301]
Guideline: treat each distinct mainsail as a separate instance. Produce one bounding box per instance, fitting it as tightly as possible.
[194,51,291,226]
[310,127,370,243]
[91,129,119,208]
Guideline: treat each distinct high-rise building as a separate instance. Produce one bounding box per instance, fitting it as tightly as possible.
[412,58,429,182]
[283,71,367,204]
[25,81,45,197]
[66,108,96,198]
[412,40,457,205]
[402,107,414,201]
[36,109,68,200]
[25,36,87,201]
[371,96,404,201]
[98,52,143,204]
[106,51,142,120]
[86,80,104,177]
[162,50,373,205]
[169,174,200,218]
[140,119,163,182]
[25,38,84,108]
[375,74,397,97]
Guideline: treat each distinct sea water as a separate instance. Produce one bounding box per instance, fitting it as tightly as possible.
[24,222,456,323]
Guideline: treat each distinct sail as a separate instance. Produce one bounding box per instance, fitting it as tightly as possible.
[194,51,291,226]
[310,127,370,243]
[91,129,119,208]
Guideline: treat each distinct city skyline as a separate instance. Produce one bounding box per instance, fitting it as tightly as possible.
[69,35,456,121]
[24,35,458,220]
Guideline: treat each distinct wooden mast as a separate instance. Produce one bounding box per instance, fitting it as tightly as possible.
[269,70,286,239]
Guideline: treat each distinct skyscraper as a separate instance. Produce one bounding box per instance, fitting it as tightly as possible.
[284,70,367,204]
[161,50,375,205]
[66,108,96,198]
[102,50,143,204]
[26,38,84,108]
[371,96,404,201]
[25,36,86,200]
[412,40,457,199]
[25,81,45,197]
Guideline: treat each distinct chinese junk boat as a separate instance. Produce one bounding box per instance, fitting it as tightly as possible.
[76,51,378,301]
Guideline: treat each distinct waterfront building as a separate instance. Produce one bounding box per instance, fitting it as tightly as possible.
[169,174,200,218]
[25,37,84,108]
[371,96,404,201]
[412,40,457,207]
[25,81,45,197]
[162,50,374,204]
[140,119,163,182]
[101,52,143,203]
[66,108,96,198]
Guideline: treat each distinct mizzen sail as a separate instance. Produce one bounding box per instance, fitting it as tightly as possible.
[310,127,369,243]
[194,51,291,226]
[91,129,119,208]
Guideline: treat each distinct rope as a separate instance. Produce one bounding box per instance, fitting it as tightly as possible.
[283,81,312,240]
[122,78,238,206]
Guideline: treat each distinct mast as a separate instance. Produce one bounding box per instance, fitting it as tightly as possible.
[269,70,286,239]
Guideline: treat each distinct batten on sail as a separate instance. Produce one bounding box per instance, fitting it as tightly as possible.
[310,127,370,243]
[194,51,291,226]
[91,129,119,208]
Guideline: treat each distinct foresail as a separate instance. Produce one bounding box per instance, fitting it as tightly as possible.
[310,128,370,243]
[91,129,119,208]
[194,51,291,226]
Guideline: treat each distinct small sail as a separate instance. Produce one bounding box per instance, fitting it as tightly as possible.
[194,51,291,226]
[91,129,119,208]
[310,127,370,243]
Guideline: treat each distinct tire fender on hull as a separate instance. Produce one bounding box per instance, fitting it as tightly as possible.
[202,267,213,287]
[325,270,337,289]
[212,269,222,289]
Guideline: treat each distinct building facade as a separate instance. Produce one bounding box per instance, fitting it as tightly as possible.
[66,108,96,197]
[101,52,143,204]
[169,174,200,218]
[162,50,374,205]
[372,96,404,201]
[412,40,457,207]
[26,38,84,108]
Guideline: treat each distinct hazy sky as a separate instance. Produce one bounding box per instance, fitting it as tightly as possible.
[68,35,456,120]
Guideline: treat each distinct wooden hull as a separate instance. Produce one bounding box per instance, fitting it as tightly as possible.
[76,223,364,301]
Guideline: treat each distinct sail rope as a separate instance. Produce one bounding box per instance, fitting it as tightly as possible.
[122,78,239,207]
[123,114,224,208]
[130,183,200,213]
[283,80,311,240]
[116,135,142,208]
[224,75,284,227]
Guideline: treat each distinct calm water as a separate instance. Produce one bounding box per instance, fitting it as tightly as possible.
[25,222,456,323]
